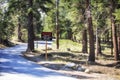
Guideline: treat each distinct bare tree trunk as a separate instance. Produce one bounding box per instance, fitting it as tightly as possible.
[56,0,59,49]
[96,27,98,56]
[18,18,23,42]
[0,38,2,44]
[96,27,102,56]
[26,0,34,52]
[110,0,119,60]
[118,37,120,56]
[118,24,120,56]
[111,27,113,55]
[72,35,77,42]
[82,29,88,53]
[106,31,109,43]
[68,29,72,40]
[86,0,95,62]
[96,37,102,56]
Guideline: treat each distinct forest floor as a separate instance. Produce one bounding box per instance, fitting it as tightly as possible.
[22,39,120,80]
[23,50,120,80]
[1,39,120,80]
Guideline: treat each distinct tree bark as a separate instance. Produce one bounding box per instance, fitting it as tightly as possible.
[82,29,88,53]
[111,27,113,55]
[86,0,95,62]
[96,37,102,56]
[118,37,120,56]
[118,24,120,56]
[110,0,119,60]
[96,27,102,56]
[26,0,34,52]
[56,0,59,49]
[67,29,72,40]
[106,30,109,43]
[0,38,3,44]
[18,18,23,42]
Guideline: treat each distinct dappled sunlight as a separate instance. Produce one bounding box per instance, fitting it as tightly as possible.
[0,58,13,63]
[17,61,32,65]
[0,44,78,80]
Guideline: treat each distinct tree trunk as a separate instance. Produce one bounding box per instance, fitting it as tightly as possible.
[18,18,23,42]
[96,27,102,56]
[110,0,119,61]
[86,0,95,62]
[111,27,113,55]
[82,29,88,53]
[26,0,34,52]
[118,37,120,56]
[56,0,59,49]
[106,31,109,43]
[96,37,102,56]
[67,29,72,40]
[72,35,77,42]
[0,38,2,44]
[118,24,120,56]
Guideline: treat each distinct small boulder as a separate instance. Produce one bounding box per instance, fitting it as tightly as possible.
[84,69,90,73]
[61,62,76,71]
[65,62,76,68]
[77,67,83,71]
[63,67,73,71]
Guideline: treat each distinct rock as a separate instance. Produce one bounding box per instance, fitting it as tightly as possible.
[61,63,88,71]
[61,66,72,71]
[84,69,90,73]
[65,62,76,68]
[77,67,83,71]
[60,62,76,71]
[63,67,73,71]
[78,67,85,71]
[77,65,86,71]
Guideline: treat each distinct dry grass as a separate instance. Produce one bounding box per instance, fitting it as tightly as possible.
[18,39,120,80]
[23,51,120,80]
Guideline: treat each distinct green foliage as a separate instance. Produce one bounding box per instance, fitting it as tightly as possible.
[5,0,53,41]
[1,0,120,47]
[114,9,120,23]
[27,8,33,14]
[21,29,28,42]
[0,1,15,40]
[53,39,82,51]
[61,31,67,39]
[43,0,85,40]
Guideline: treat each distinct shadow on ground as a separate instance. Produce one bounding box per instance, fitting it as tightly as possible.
[0,45,72,78]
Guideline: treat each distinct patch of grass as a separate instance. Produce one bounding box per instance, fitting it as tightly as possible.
[101,43,111,54]
[53,39,82,52]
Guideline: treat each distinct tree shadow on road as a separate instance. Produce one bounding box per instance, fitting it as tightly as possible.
[0,45,78,79]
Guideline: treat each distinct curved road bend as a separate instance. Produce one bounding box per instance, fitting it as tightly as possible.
[0,44,78,80]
